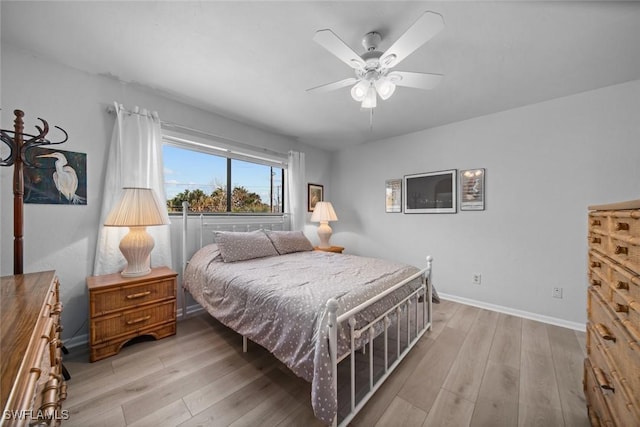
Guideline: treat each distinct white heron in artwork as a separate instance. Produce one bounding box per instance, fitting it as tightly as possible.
[37,152,86,204]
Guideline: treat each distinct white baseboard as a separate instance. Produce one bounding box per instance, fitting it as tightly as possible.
[438,293,586,332]
[64,304,206,350]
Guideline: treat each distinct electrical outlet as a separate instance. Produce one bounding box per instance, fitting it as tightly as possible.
[472,274,482,285]
[552,287,563,299]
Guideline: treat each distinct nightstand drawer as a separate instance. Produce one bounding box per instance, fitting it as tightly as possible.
[91,277,176,316]
[90,299,176,344]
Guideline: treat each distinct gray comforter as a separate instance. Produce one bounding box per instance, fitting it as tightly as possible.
[183,245,423,424]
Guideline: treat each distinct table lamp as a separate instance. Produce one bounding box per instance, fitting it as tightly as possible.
[104,187,169,277]
[310,201,338,248]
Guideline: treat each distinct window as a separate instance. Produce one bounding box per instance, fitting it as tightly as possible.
[162,130,285,214]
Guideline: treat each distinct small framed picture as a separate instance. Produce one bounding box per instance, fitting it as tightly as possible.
[460,168,485,211]
[385,179,402,213]
[308,183,324,212]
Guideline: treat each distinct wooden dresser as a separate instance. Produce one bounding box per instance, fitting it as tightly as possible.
[1,271,67,426]
[87,266,177,362]
[586,200,640,426]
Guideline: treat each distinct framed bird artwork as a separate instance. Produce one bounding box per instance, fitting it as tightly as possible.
[24,147,87,205]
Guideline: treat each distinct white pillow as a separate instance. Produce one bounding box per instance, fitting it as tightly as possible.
[213,230,278,262]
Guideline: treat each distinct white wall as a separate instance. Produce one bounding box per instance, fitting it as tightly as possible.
[330,80,640,328]
[0,45,332,344]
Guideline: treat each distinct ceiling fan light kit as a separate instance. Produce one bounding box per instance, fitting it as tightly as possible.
[308,11,445,110]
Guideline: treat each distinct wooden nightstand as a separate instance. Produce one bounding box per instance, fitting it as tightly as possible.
[87,266,178,362]
[314,246,345,254]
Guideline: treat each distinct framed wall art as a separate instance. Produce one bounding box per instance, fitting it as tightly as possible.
[460,168,485,211]
[385,179,402,213]
[308,183,323,212]
[24,147,87,205]
[404,169,457,214]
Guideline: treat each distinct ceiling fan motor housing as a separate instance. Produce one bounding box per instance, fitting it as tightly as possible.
[362,31,382,51]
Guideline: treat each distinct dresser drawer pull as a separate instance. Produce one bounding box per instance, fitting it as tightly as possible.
[126,315,151,325]
[591,279,602,287]
[594,367,614,392]
[52,302,63,315]
[595,324,616,342]
[614,303,629,313]
[591,219,602,227]
[615,245,628,255]
[590,261,601,268]
[126,291,152,299]
[615,222,630,231]
[615,281,629,291]
[591,237,602,244]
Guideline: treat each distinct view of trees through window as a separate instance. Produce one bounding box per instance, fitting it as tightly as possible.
[163,144,284,213]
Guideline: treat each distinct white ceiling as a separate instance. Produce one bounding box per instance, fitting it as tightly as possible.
[2,1,640,150]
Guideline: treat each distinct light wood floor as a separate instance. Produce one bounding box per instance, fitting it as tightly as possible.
[63,300,589,426]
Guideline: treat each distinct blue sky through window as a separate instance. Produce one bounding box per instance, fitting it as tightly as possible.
[162,145,283,207]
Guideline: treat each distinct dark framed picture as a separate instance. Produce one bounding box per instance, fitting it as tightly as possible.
[460,168,485,211]
[385,179,402,213]
[404,169,457,214]
[308,183,323,212]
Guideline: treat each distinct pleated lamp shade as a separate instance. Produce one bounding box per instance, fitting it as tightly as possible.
[104,187,169,277]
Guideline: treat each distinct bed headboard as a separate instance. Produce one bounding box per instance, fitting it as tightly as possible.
[180,201,290,270]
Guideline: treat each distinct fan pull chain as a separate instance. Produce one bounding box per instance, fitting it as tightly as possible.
[369,108,374,132]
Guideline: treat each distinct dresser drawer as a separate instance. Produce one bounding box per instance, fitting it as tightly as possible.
[584,358,615,427]
[589,251,614,303]
[90,299,176,344]
[587,321,640,407]
[609,262,640,307]
[589,230,610,255]
[610,289,640,338]
[608,235,640,277]
[588,342,640,426]
[589,212,610,235]
[90,277,176,316]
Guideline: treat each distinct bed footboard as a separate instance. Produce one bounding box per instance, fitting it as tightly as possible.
[327,256,433,426]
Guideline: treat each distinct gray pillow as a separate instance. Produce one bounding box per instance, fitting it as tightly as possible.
[213,230,278,262]
[265,230,314,255]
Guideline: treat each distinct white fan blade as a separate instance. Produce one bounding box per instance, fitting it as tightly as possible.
[313,29,366,70]
[389,71,443,89]
[380,11,444,69]
[307,77,358,93]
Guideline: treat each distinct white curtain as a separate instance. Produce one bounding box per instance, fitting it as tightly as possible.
[93,103,172,275]
[286,150,305,231]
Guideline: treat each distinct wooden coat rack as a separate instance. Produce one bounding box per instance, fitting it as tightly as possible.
[1,110,68,274]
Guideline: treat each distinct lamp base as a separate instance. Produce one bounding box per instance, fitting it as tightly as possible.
[119,226,154,277]
[317,221,333,249]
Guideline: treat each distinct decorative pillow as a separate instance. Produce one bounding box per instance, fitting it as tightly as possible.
[213,230,278,262]
[265,230,314,255]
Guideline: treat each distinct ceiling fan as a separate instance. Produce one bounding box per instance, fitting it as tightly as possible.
[307,11,444,109]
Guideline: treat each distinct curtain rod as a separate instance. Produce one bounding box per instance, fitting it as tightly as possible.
[105,104,288,160]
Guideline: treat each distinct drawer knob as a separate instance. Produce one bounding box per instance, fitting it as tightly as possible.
[595,323,616,342]
[615,281,629,291]
[615,245,628,255]
[126,315,151,325]
[594,367,615,392]
[591,219,602,226]
[591,237,601,244]
[614,303,629,313]
[615,222,630,231]
[126,291,152,299]
[590,261,601,268]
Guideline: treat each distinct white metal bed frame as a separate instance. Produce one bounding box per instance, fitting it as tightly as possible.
[180,203,433,426]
